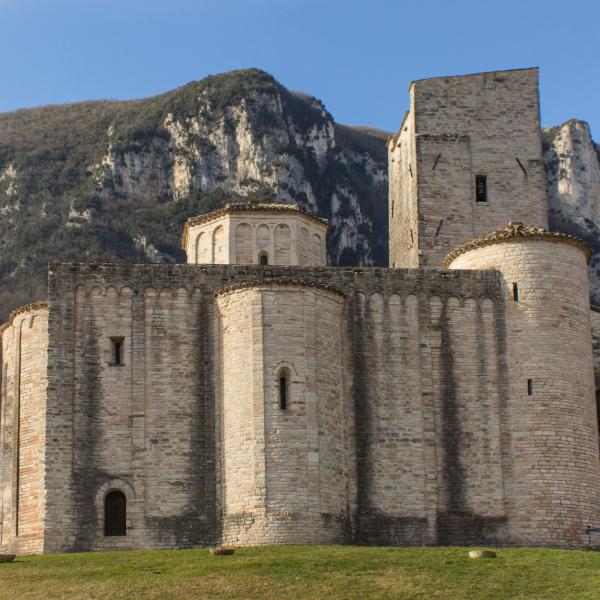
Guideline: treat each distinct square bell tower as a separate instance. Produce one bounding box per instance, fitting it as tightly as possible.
[388,67,549,268]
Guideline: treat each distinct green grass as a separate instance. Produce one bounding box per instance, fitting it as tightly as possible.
[2,545,600,599]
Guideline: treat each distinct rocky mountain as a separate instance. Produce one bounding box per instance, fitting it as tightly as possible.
[0,69,388,320]
[0,67,599,321]
[543,120,600,304]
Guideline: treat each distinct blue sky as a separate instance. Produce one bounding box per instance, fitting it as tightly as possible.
[0,0,598,137]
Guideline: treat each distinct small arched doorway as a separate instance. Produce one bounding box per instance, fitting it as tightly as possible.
[104,490,127,536]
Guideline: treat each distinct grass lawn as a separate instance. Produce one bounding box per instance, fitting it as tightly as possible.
[1,545,600,599]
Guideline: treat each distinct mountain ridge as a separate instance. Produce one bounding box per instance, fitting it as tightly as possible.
[0,68,388,319]
[0,68,599,321]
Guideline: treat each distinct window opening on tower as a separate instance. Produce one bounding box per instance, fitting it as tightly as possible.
[475,174,488,202]
[110,337,124,366]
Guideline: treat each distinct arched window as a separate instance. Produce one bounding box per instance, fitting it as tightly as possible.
[259,252,269,266]
[235,223,253,264]
[274,224,290,264]
[212,225,225,263]
[104,490,126,536]
[300,227,309,265]
[279,373,288,410]
[110,336,124,366]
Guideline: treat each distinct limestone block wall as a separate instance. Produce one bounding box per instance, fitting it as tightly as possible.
[388,104,419,268]
[590,309,600,395]
[215,284,348,545]
[188,215,230,264]
[591,309,600,456]
[449,238,600,546]
[42,261,597,551]
[184,209,328,266]
[214,287,261,536]
[44,264,507,550]
[352,284,508,545]
[389,68,549,268]
[0,303,48,555]
[44,274,216,552]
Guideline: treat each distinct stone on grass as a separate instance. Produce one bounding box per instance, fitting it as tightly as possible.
[468,550,497,559]
[210,547,235,556]
[0,554,16,563]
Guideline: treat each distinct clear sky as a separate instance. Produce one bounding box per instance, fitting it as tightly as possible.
[0,0,598,137]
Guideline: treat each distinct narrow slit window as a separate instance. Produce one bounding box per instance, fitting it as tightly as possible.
[527,379,533,396]
[512,282,519,302]
[111,337,124,366]
[475,174,488,203]
[279,376,288,410]
[104,490,126,536]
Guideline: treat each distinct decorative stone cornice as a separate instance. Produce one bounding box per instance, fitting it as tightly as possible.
[214,279,344,298]
[181,202,330,249]
[443,222,592,268]
[0,301,48,336]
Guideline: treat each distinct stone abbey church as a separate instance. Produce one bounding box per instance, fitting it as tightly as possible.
[2,67,600,555]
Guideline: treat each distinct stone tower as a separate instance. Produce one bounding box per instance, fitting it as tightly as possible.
[388,68,549,268]
[184,202,349,544]
[445,224,600,546]
[215,282,349,545]
[182,203,328,266]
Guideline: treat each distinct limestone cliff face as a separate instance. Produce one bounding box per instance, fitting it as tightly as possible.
[92,78,388,267]
[543,120,600,303]
[0,69,388,320]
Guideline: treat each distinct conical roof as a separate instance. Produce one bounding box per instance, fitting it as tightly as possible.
[443,222,591,268]
[181,202,329,249]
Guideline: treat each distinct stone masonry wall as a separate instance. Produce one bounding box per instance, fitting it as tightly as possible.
[450,239,600,547]
[44,271,216,552]
[388,101,419,268]
[352,285,509,545]
[43,262,524,551]
[390,68,549,268]
[185,212,328,267]
[7,256,595,551]
[261,286,346,533]
[215,287,263,541]
[0,304,48,555]
[591,310,600,459]
[590,309,600,394]
[216,285,348,545]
